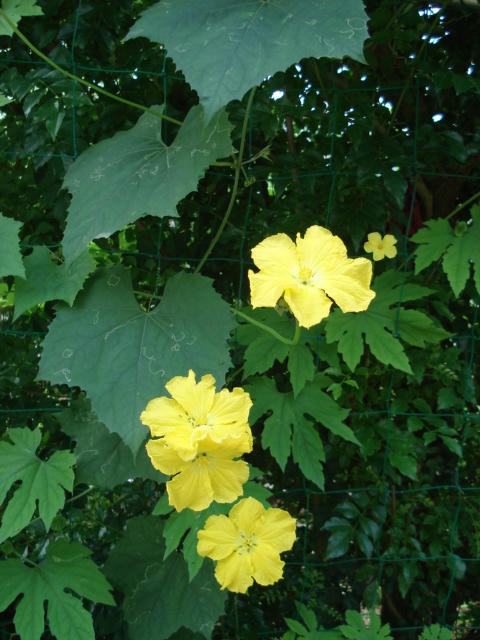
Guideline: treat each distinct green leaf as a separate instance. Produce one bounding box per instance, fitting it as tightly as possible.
[105,516,226,640]
[104,516,166,593]
[124,554,226,640]
[0,428,75,542]
[285,618,309,635]
[0,540,114,640]
[411,218,454,274]
[0,91,13,106]
[0,0,43,37]
[325,271,446,374]
[248,376,354,489]
[322,517,352,560]
[442,206,480,295]
[0,213,25,278]
[127,0,369,122]
[339,610,392,640]
[248,376,294,471]
[13,247,94,320]
[38,266,235,454]
[419,623,452,640]
[292,417,325,489]
[236,308,294,377]
[287,343,316,397]
[62,105,233,262]
[396,310,451,348]
[57,398,165,489]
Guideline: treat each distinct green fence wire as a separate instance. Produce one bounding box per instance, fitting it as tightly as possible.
[1,1,479,639]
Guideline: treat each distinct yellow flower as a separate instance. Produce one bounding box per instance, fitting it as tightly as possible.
[248,225,375,329]
[363,232,397,261]
[141,370,253,461]
[146,436,250,512]
[197,497,296,593]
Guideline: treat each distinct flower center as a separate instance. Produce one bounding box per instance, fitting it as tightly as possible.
[297,264,313,285]
[194,453,210,467]
[236,532,258,555]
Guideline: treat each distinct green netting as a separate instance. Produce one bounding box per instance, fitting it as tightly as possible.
[0,1,479,639]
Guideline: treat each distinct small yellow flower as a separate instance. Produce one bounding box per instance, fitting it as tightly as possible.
[141,370,253,461]
[363,232,397,261]
[197,497,296,593]
[248,225,375,329]
[146,436,250,512]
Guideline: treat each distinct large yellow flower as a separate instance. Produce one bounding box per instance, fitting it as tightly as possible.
[197,497,296,593]
[141,370,253,461]
[364,232,398,261]
[146,436,250,512]
[248,225,375,329]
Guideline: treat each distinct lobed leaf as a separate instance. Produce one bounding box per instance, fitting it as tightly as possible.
[0,540,114,640]
[127,0,369,122]
[0,428,75,542]
[62,105,233,262]
[57,398,165,489]
[14,246,94,320]
[0,0,43,37]
[38,266,235,454]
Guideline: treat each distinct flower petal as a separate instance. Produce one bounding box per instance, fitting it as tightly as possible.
[296,225,347,274]
[166,463,214,512]
[165,369,216,424]
[284,284,332,328]
[145,439,188,475]
[319,257,375,312]
[207,458,249,504]
[384,245,397,258]
[207,387,252,430]
[195,431,253,457]
[251,233,298,273]
[197,514,238,560]
[215,552,254,593]
[229,497,266,532]
[140,396,188,437]
[249,543,285,586]
[255,507,297,553]
[248,269,286,308]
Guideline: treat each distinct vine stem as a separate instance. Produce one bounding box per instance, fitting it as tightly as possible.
[0,9,182,126]
[445,189,480,221]
[232,308,300,346]
[194,85,257,274]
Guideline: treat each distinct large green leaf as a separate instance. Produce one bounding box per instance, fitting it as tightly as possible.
[13,246,94,320]
[248,375,355,489]
[57,398,165,489]
[127,0,369,121]
[62,105,233,262]
[325,271,448,374]
[0,213,25,278]
[0,428,75,542]
[38,267,234,454]
[105,516,226,639]
[124,555,226,640]
[0,0,43,37]
[0,540,114,640]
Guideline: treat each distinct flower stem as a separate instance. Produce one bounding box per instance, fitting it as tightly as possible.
[232,308,300,346]
[0,9,182,126]
[194,85,257,274]
[445,189,480,221]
